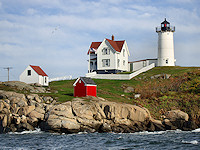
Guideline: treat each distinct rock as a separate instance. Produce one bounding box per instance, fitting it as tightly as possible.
[27,117,38,126]
[18,106,35,116]
[162,119,177,130]
[0,101,4,111]
[98,123,112,132]
[2,81,47,93]
[149,119,165,131]
[134,94,141,99]
[35,107,45,114]
[28,110,44,120]
[2,115,7,127]
[61,118,80,133]
[165,110,189,121]
[150,74,171,79]
[124,86,134,93]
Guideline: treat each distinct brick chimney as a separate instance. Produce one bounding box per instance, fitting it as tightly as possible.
[111,35,114,41]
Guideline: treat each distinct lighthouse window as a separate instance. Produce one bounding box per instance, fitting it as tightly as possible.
[166,59,168,64]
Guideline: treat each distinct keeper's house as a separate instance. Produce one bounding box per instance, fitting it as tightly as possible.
[19,65,49,86]
[88,35,130,74]
[73,77,97,97]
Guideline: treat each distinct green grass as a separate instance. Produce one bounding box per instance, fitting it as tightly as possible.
[47,66,200,120]
[2,66,199,120]
[47,66,199,102]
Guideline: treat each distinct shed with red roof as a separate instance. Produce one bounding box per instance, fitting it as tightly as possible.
[73,77,97,97]
[19,65,49,86]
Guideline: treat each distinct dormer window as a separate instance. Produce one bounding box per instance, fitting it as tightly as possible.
[102,48,110,55]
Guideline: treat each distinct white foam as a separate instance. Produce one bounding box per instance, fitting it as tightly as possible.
[8,128,43,135]
[192,128,200,132]
[182,140,198,145]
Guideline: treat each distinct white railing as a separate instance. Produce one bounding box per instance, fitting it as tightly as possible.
[86,63,155,80]
[49,75,73,82]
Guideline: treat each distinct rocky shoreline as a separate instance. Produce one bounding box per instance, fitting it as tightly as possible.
[0,88,199,134]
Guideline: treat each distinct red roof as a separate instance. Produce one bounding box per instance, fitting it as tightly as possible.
[30,65,48,76]
[106,39,125,52]
[88,39,125,54]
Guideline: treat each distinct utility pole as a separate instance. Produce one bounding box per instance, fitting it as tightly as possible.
[4,67,12,81]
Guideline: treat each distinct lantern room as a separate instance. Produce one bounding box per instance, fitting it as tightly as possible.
[156,18,175,33]
[161,18,170,31]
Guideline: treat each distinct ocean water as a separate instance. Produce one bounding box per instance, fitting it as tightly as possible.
[0,128,199,150]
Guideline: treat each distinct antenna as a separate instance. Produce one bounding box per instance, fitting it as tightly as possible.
[4,67,13,81]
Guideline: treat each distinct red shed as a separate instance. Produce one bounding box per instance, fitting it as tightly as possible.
[73,77,97,97]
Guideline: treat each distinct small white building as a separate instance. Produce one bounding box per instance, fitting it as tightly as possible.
[128,59,157,72]
[20,65,49,86]
[88,35,130,74]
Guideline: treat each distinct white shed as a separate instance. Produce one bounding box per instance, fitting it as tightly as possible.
[19,65,49,86]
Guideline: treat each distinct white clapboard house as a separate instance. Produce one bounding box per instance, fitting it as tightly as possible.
[88,35,130,74]
[20,65,49,86]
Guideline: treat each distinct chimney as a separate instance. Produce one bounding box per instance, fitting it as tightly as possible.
[111,35,114,41]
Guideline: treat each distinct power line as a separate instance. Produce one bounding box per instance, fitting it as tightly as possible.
[4,67,13,81]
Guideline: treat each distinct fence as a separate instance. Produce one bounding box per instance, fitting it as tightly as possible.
[86,63,155,80]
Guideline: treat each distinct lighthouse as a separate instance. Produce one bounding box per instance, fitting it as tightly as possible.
[156,18,175,66]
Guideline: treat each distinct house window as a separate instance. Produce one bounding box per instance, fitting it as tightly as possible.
[79,80,81,83]
[45,77,47,83]
[123,60,125,66]
[102,59,110,67]
[117,59,120,67]
[123,49,125,57]
[27,70,31,76]
[102,48,110,55]
[166,59,168,64]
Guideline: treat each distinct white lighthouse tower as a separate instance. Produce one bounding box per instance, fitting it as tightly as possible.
[156,18,176,66]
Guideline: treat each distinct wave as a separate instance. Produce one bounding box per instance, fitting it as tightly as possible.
[8,128,43,135]
[182,140,198,145]
[7,128,200,135]
[192,128,200,132]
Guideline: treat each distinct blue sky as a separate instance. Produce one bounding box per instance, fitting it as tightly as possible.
[0,0,200,81]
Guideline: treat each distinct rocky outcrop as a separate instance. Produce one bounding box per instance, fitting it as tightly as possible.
[1,81,50,93]
[0,90,52,133]
[41,97,151,133]
[0,89,199,134]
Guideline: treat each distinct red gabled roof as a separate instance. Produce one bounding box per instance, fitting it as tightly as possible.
[87,42,101,54]
[30,65,48,76]
[88,39,125,54]
[106,39,125,52]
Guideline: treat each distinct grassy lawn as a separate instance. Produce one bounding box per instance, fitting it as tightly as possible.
[48,66,200,103]
[1,66,199,119]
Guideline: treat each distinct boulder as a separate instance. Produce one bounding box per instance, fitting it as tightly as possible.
[124,86,134,93]
[18,105,35,116]
[165,110,189,121]
[61,118,80,132]
[28,110,44,120]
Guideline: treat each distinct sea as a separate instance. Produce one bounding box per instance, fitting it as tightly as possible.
[0,128,199,150]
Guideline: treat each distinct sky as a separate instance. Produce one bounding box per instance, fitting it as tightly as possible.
[0,0,200,81]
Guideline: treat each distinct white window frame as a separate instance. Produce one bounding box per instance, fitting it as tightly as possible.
[102,48,110,55]
[123,60,125,66]
[117,59,120,67]
[102,59,110,67]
